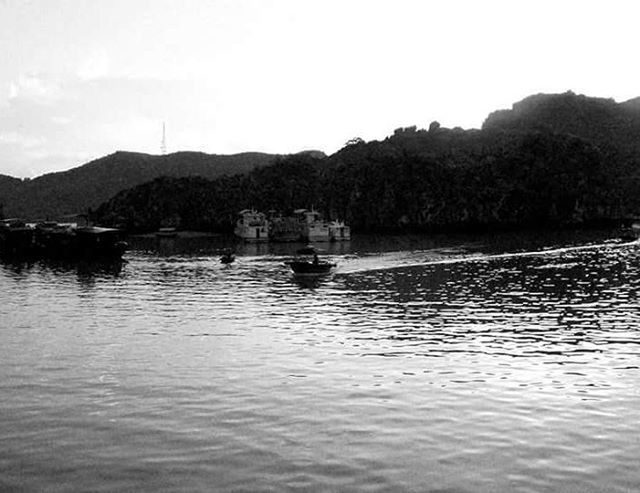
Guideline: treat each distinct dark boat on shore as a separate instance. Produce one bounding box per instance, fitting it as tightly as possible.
[34,222,76,255]
[0,219,38,255]
[1,220,127,259]
[285,246,336,275]
[72,226,128,258]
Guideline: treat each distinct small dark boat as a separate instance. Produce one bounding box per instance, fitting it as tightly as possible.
[220,249,235,264]
[285,246,336,275]
[619,221,640,242]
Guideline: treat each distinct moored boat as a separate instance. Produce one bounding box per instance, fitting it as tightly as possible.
[618,221,640,241]
[268,211,302,242]
[72,226,128,258]
[296,209,330,242]
[328,220,351,241]
[234,209,269,242]
[0,219,37,256]
[34,222,77,257]
[235,208,351,243]
[156,227,178,238]
[2,220,127,259]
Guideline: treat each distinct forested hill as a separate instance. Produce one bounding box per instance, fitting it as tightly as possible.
[482,91,640,209]
[0,174,22,218]
[96,91,640,234]
[483,91,640,153]
[0,150,278,220]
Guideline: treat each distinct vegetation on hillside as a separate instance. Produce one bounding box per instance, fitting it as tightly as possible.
[6,91,640,233]
[0,151,279,220]
[0,175,22,219]
[96,104,629,234]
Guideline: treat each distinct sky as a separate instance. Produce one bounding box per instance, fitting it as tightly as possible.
[1,0,640,178]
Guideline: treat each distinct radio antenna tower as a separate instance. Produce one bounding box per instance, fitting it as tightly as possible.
[161,122,167,155]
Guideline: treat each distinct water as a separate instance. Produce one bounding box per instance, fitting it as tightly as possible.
[1,231,640,492]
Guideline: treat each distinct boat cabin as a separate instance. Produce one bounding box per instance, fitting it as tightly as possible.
[234,209,269,242]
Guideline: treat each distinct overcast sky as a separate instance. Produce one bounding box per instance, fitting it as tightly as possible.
[1,0,639,177]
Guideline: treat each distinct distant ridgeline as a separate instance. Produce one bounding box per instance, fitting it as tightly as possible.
[4,91,640,233]
[0,151,278,220]
[92,92,640,233]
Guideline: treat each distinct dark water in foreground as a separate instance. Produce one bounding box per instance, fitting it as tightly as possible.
[1,231,640,492]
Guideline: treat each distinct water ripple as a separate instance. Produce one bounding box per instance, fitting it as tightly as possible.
[1,231,640,491]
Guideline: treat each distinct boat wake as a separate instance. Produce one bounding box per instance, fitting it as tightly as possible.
[336,239,639,275]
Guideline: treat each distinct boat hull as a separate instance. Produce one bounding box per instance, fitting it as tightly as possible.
[234,225,269,242]
[37,225,127,259]
[329,223,351,241]
[1,222,127,260]
[286,261,335,275]
[156,228,178,238]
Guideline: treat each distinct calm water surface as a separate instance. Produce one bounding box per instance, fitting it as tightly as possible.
[1,231,640,492]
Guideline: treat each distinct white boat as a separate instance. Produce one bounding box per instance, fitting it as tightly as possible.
[295,209,330,242]
[156,227,178,238]
[267,211,301,242]
[328,220,351,241]
[235,208,351,243]
[234,209,269,242]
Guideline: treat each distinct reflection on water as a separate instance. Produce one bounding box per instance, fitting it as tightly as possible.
[290,273,332,290]
[1,229,640,492]
[0,256,124,280]
[0,256,124,284]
